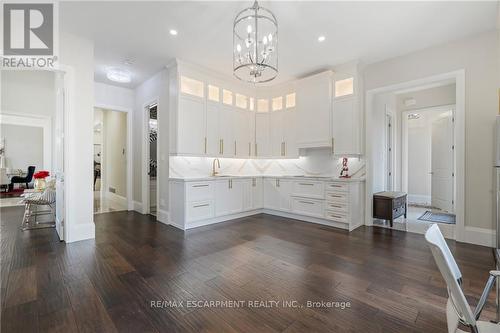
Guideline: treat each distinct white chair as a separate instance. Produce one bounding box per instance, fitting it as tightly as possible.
[20,187,56,230]
[425,224,500,333]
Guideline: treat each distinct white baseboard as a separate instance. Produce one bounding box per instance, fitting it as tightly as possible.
[408,194,431,205]
[133,200,143,213]
[463,226,495,248]
[157,209,169,225]
[67,222,95,243]
[105,191,127,206]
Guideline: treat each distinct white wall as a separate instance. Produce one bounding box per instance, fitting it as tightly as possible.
[364,30,498,230]
[94,82,134,112]
[1,70,56,116]
[0,124,43,172]
[102,109,127,197]
[59,32,95,242]
[134,69,169,219]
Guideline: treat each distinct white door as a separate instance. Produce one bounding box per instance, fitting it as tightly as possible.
[206,102,220,156]
[283,109,298,158]
[178,96,206,155]
[269,110,284,157]
[255,113,270,157]
[431,113,454,212]
[263,178,279,210]
[278,179,292,211]
[54,72,66,240]
[385,113,394,191]
[215,180,231,216]
[251,177,263,209]
[219,105,234,157]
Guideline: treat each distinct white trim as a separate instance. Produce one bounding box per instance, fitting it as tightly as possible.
[0,112,53,173]
[157,209,169,224]
[68,222,95,243]
[94,104,133,212]
[133,200,143,212]
[463,227,495,248]
[105,191,127,207]
[142,99,160,215]
[365,70,466,243]
[408,194,432,205]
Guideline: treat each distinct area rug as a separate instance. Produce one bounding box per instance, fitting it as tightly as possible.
[0,188,24,199]
[418,211,456,224]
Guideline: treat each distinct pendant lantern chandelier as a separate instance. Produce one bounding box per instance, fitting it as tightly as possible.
[233,1,278,83]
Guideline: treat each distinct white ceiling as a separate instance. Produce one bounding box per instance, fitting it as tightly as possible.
[60,1,497,89]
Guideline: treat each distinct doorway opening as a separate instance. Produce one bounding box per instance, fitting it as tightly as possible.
[93,108,128,214]
[402,105,456,228]
[366,72,464,240]
[147,103,158,216]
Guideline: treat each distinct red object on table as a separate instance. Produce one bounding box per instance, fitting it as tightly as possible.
[33,171,50,179]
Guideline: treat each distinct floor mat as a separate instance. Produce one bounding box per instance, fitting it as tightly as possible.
[418,211,456,224]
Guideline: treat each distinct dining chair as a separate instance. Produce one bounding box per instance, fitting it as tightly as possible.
[425,224,500,333]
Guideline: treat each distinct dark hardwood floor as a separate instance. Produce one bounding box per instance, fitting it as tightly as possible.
[1,206,496,332]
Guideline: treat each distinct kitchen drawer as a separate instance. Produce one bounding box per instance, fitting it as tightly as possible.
[185,182,214,201]
[186,200,214,222]
[325,201,348,213]
[325,191,348,204]
[325,182,348,193]
[324,210,348,224]
[292,198,324,218]
[292,180,325,199]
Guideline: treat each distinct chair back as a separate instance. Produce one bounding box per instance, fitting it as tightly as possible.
[425,224,476,332]
[25,166,35,182]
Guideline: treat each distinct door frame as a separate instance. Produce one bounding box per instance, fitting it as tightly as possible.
[365,70,465,241]
[401,104,456,209]
[93,104,133,211]
[142,99,160,215]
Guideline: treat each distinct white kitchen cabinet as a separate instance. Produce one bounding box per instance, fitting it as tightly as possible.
[296,71,333,149]
[278,179,292,211]
[269,110,284,157]
[206,101,221,156]
[235,109,253,157]
[263,177,280,210]
[215,178,243,216]
[283,109,298,158]
[176,95,207,155]
[264,177,291,211]
[251,177,263,209]
[219,105,235,157]
[255,113,270,157]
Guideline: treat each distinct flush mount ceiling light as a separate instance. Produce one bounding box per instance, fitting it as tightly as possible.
[233,0,278,83]
[169,29,178,36]
[318,35,326,42]
[106,67,132,83]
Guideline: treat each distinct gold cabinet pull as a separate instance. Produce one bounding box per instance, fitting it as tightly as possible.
[234,141,237,155]
[248,142,251,156]
[331,138,335,155]
[255,143,258,156]
[219,139,222,154]
[204,137,207,154]
[222,139,224,154]
[284,142,286,156]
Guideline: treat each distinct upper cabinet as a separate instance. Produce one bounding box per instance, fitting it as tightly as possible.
[169,60,362,159]
[331,64,362,156]
[295,67,362,156]
[296,71,333,149]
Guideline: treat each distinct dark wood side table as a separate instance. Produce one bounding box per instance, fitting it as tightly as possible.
[373,191,407,227]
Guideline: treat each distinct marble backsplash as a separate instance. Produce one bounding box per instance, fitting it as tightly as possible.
[169,148,365,179]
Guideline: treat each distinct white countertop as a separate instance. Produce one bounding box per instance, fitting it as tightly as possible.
[169,175,365,182]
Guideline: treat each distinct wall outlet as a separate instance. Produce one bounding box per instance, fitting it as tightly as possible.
[109,187,116,193]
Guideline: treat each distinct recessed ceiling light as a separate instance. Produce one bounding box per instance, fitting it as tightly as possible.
[106,67,132,83]
[169,29,178,36]
[318,35,326,42]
